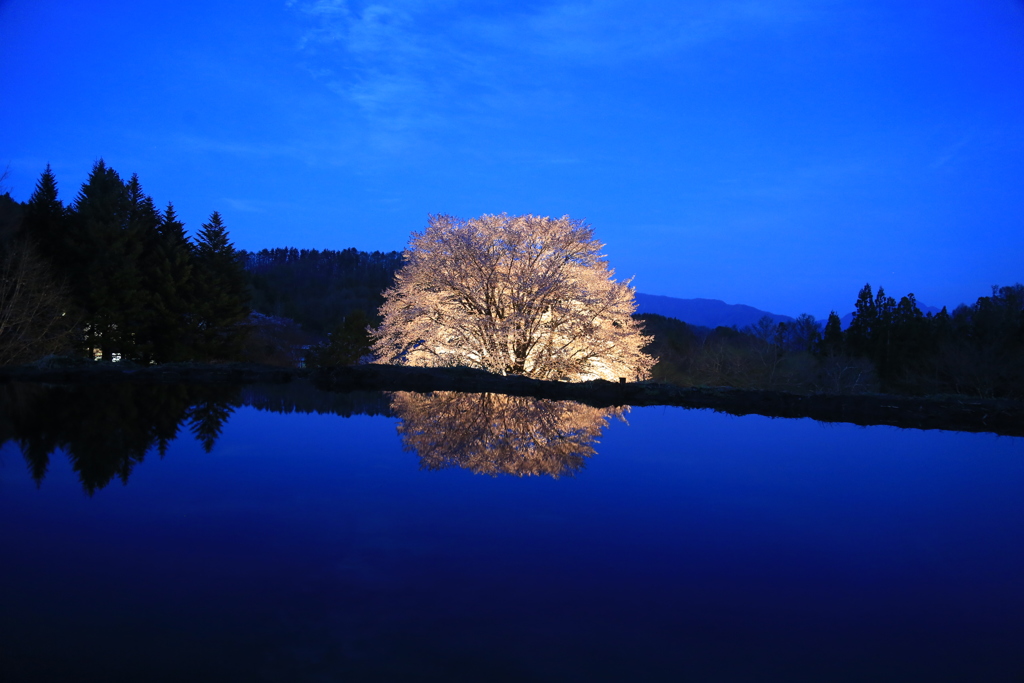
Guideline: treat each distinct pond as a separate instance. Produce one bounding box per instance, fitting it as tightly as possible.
[1,381,1023,682]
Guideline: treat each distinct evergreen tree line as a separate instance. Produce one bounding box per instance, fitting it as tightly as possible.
[641,282,1024,398]
[821,283,1024,398]
[0,162,250,364]
[242,246,404,335]
[638,313,850,393]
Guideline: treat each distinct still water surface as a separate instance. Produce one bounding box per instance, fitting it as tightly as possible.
[1,382,1022,682]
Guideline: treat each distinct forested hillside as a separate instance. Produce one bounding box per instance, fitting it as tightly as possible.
[242,247,403,335]
[640,283,1024,398]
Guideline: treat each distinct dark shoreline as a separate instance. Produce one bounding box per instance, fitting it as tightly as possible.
[1,361,1021,437]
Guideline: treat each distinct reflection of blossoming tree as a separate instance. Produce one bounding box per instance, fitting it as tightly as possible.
[372,214,654,382]
[391,391,625,478]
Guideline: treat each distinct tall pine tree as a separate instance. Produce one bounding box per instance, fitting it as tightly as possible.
[22,165,68,266]
[820,311,844,355]
[872,287,897,379]
[845,284,876,357]
[192,211,249,360]
[125,174,181,363]
[142,203,197,361]
[69,160,145,360]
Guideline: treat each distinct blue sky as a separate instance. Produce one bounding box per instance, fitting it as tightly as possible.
[2,0,1022,317]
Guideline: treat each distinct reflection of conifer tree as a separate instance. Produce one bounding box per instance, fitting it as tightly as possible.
[63,384,159,494]
[242,381,392,417]
[187,394,237,453]
[390,391,624,478]
[1,383,70,486]
[19,438,52,485]
[136,384,194,457]
[0,383,240,492]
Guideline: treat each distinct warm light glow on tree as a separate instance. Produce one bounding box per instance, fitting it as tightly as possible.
[372,214,654,381]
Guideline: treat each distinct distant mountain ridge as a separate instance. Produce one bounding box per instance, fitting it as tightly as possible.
[634,293,794,329]
[636,292,944,330]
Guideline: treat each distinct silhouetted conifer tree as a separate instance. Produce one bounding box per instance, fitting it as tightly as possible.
[887,293,926,378]
[68,160,147,360]
[125,174,168,362]
[187,396,236,453]
[137,202,198,362]
[193,211,249,360]
[845,284,875,357]
[932,306,952,342]
[871,287,897,377]
[0,196,23,242]
[307,308,372,366]
[820,311,844,354]
[22,165,67,264]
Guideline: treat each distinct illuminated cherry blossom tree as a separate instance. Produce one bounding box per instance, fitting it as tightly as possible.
[372,214,654,381]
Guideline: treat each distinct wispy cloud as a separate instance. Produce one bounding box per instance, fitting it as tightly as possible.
[472,0,809,63]
[171,134,361,167]
[285,0,814,150]
[930,132,974,169]
[222,198,271,213]
[175,135,310,160]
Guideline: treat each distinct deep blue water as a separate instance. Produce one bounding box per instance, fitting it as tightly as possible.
[1,385,1023,682]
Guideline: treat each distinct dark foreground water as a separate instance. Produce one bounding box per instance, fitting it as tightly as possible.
[1,382,1022,682]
